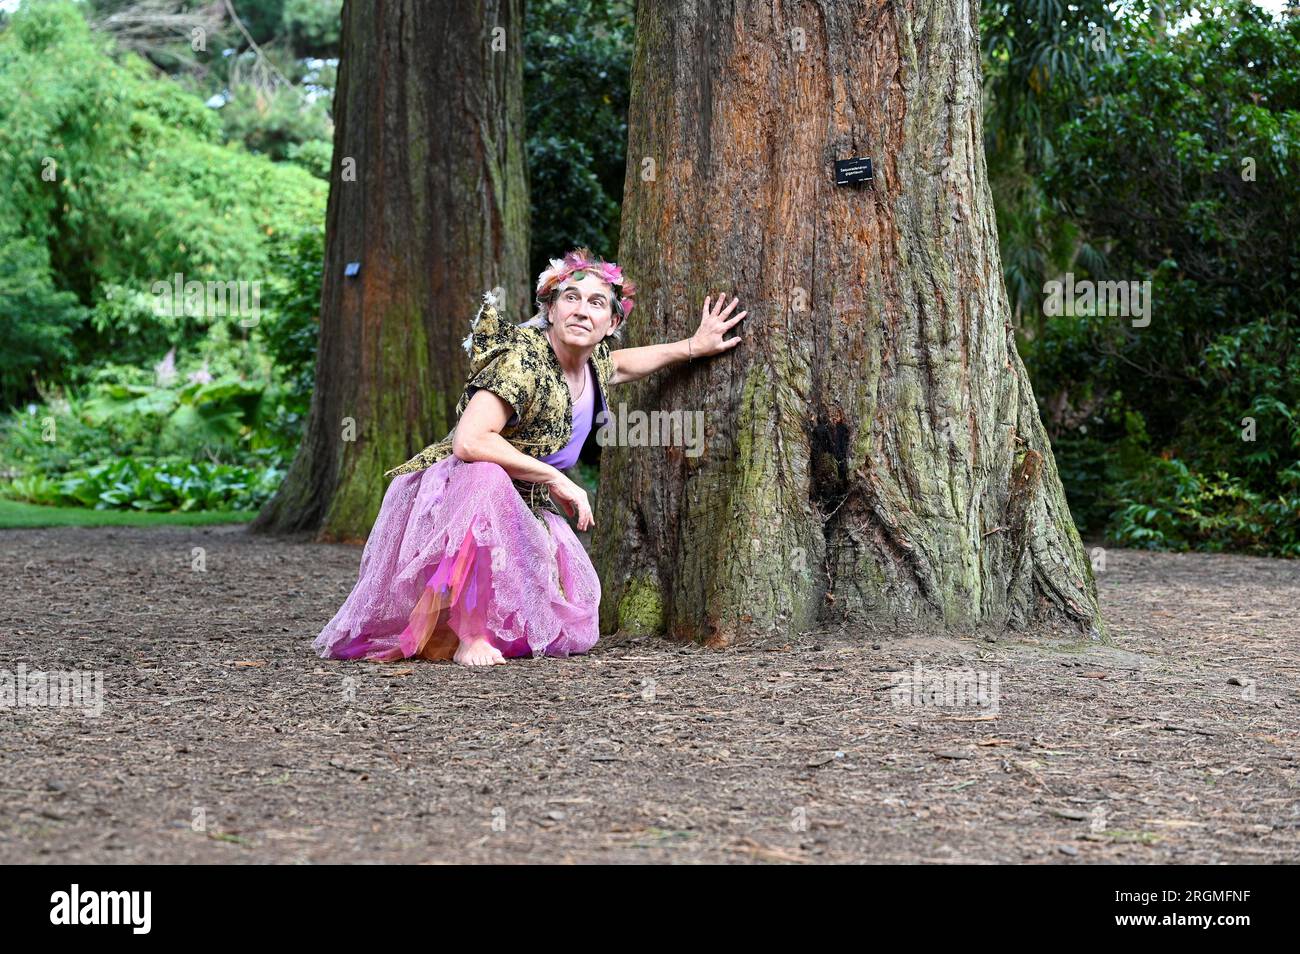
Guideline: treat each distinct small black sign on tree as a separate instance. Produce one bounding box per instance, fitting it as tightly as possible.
[834,156,874,186]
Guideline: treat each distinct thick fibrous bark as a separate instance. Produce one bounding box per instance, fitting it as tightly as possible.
[252,0,529,542]
[593,0,1104,645]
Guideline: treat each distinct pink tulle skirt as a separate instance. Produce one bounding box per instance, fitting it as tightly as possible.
[313,457,600,662]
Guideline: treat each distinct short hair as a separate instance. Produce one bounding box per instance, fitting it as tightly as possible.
[519,284,626,342]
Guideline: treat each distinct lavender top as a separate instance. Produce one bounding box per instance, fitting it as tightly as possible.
[536,363,595,470]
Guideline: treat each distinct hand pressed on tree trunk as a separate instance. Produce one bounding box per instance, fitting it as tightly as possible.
[689,293,747,359]
[607,293,749,384]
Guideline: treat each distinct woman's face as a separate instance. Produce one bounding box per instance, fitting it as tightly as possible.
[549,273,618,350]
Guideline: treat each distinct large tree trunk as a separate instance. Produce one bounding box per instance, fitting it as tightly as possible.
[252,0,529,542]
[593,0,1105,645]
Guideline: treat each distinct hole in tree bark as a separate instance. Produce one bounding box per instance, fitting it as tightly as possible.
[809,414,851,513]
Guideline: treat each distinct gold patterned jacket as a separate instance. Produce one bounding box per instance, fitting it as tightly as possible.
[383,290,613,517]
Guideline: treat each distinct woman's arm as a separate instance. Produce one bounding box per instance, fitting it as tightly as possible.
[452,389,595,529]
[609,292,747,386]
[608,339,691,386]
[452,389,563,484]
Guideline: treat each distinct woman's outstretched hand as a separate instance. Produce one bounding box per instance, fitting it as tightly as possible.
[689,293,747,358]
[547,473,595,531]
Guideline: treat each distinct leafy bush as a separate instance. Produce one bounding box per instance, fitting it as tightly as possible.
[524,1,633,277]
[80,375,267,456]
[1109,458,1300,557]
[258,225,324,435]
[0,367,274,480]
[1,456,286,512]
[0,236,87,406]
[281,0,343,57]
[285,137,333,180]
[0,1,326,406]
[213,79,334,166]
[1024,2,1300,555]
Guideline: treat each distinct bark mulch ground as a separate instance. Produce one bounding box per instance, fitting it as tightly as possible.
[1,523,1296,863]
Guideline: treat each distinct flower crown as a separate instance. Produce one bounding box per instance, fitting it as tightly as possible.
[535,247,637,320]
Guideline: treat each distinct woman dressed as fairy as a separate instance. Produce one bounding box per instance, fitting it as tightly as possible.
[313,248,747,666]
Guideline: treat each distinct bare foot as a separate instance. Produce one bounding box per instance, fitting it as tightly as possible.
[454,635,507,667]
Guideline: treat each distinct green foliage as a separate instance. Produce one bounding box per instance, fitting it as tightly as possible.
[0,0,326,401]
[981,0,1122,325]
[280,0,342,56]
[0,236,87,405]
[206,0,341,54]
[82,375,267,453]
[0,0,326,516]
[524,0,633,278]
[0,362,289,514]
[0,368,277,477]
[258,224,325,441]
[212,79,334,167]
[84,0,340,173]
[1108,458,1300,556]
[1047,4,1300,323]
[1,456,285,512]
[1017,2,1300,556]
[285,136,333,179]
[981,0,1121,170]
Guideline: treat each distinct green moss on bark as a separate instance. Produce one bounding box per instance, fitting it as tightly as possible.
[618,577,665,636]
